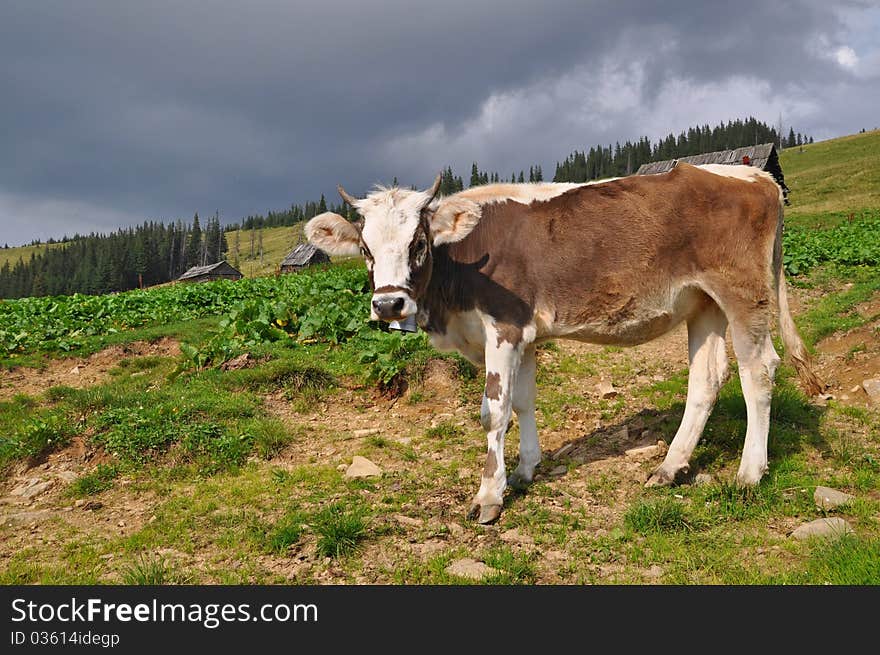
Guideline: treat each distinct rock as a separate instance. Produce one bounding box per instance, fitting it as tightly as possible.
[82,501,103,511]
[10,478,54,499]
[615,426,629,441]
[55,470,78,484]
[552,443,575,460]
[336,464,348,472]
[694,473,714,486]
[352,428,380,438]
[394,514,423,527]
[850,385,862,394]
[814,486,854,511]
[790,518,854,541]
[598,380,619,399]
[548,465,567,478]
[73,499,86,508]
[445,558,498,581]
[861,379,880,406]
[625,442,664,460]
[344,456,382,479]
[500,528,534,545]
[446,523,464,536]
[70,366,80,375]
[1,509,52,526]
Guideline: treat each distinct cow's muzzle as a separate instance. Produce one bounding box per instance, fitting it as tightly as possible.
[371,293,417,322]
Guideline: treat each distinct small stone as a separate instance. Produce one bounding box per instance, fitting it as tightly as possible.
[615,426,629,441]
[352,428,380,438]
[73,499,86,508]
[336,464,347,472]
[500,528,534,545]
[117,520,126,527]
[446,523,464,536]
[790,518,854,541]
[861,379,880,406]
[445,558,498,581]
[625,444,661,460]
[598,380,619,399]
[344,456,382,479]
[394,514,423,527]
[814,486,854,511]
[694,473,714,486]
[82,501,103,511]
[553,443,575,460]
[70,366,80,375]
[850,385,862,394]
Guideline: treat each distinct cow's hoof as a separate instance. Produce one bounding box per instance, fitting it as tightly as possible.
[468,503,502,524]
[645,464,689,487]
[507,472,532,491]
[734,467,766,487]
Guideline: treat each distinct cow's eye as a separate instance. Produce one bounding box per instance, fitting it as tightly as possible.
[414,237,427,257]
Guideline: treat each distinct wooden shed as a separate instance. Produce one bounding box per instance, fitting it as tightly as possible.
[635,143,789,203]
[280,243,330,273]
[177,260,243,283]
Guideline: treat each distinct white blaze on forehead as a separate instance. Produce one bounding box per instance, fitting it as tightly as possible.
[358,186,431,290]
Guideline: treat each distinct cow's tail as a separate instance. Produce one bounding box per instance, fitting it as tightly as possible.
[772,200,824,397]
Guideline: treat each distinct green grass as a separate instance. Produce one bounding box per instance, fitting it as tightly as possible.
[313,503,369,558]
[781,129,880,220]
[121,554,189,585]
[67,464,120,497]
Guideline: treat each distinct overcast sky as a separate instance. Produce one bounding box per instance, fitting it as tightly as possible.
[1,1,878,246]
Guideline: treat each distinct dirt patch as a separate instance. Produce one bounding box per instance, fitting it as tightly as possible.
[0,338,180,400]
[814,319,880,406]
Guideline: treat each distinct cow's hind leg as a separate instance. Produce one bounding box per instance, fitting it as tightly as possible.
[731,325,780,485]
[508,344,540,490]
[469,323,526,524]
[647,300,729,486]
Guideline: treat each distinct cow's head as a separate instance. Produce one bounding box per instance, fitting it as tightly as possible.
[305,174,480,322]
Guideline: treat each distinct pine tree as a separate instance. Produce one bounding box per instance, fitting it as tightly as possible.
[186,213,202,268]
[470,163,480,187]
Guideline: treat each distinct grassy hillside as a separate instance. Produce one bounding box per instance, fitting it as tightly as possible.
[225,223,305,278]
[0,241,66,270]
[780,129,880,220]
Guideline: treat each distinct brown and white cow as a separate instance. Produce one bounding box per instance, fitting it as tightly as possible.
[306,164,822,523]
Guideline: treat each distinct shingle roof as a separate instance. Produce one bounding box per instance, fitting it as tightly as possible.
[635,143,777,175]
[281,243,329,267]
[177,260,242,280]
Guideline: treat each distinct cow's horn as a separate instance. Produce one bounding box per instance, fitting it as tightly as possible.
[423,173,442,202]
[337,184,359,207]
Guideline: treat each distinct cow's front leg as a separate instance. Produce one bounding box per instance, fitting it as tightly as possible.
[468,326,524,524]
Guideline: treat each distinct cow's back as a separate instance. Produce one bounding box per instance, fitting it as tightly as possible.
[438,164,782,341]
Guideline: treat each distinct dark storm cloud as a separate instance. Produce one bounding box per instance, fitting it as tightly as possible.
[0,1,876,244]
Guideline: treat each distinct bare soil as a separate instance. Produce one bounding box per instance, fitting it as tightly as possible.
[0,338,180,400]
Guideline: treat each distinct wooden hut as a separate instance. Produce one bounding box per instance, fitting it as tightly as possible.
[635,143,789,203]
[280,243,330,273]
[177,260,243,283]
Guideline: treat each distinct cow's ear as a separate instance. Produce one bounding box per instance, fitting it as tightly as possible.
[428,197,481,245]
[305,212,361,257]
